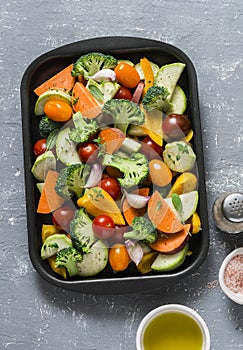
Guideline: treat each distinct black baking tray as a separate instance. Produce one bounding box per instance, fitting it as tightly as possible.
[21,36,209,294]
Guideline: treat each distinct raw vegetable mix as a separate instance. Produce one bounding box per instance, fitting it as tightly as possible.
[31,51,201,279]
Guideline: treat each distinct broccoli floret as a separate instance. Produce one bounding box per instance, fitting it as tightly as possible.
[142,86,172,113]
[55,247,83,277]
[102,99,145,135]
[69,208,96,254]
[71,52,117,78]
[55,164,90,199]
[69,112,98,143]
[124,217,157,244]
[102,152,148,188]
[39,116,61,138]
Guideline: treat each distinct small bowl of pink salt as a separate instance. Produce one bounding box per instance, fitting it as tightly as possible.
[219,247,243,305]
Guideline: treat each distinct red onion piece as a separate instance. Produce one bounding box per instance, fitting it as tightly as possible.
[125,239,144,265]
[88,69,116,82]
[131,81,145,104]
[123,190,150,209]
[84,163,103,188]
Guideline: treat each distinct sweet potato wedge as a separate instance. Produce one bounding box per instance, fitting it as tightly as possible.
[147,190,184,233]
[149,224,191,254]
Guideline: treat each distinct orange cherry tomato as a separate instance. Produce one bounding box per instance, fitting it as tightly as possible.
[114,63,140,89]
[109,243,130,271]
[148,159,172,187]
[44,100,73,122]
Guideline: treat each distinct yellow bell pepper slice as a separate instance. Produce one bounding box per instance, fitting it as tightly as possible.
[140,105,163,146]
[41,224,63,243]
[140,57,154,95]
[137,251,158,274]
[41,224,67,279]
[191,212,202,234]
[167,172,198,197]
[184,129,194,142]
[77,187,125,226]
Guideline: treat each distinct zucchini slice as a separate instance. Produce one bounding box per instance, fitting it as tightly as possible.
[31,150,56,182]
[155,63,186,100]
[41,234,72,259]
[56,127,81,166]
[34,90,72,116]
[151,244,189,272]
[170,85,187,114]
[76,240,108,277]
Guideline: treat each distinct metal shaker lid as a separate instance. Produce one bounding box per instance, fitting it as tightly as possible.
[213,192,243,234]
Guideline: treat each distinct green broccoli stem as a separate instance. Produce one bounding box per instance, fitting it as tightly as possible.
[123,229,146,241]
[64,259,80,277]
[55,247,83,277]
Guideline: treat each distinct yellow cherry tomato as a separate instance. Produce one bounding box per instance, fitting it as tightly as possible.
[114,63,140,88]
[109,243,130,271]
[44,100,73,122]
[149,159,172,187]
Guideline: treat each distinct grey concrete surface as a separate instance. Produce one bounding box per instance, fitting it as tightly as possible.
[0,0,242,349]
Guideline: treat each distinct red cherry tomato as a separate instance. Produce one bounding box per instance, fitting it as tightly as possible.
[100,177,121,200]
[78,142,99,163]
[140,142,161,161]
[114,63,140,88]
[52,206,75,232]
[106,166,123,179]
[44,100,73,122]
[92,215,115,240]
[109,243,130,271]
[114,86,133,100]
[142,136,163,154]
[33,138,47,156]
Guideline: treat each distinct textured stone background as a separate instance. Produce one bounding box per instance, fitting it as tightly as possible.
[0,0,242,349]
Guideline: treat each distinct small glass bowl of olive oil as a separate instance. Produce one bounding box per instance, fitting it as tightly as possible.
[136,304,210,350]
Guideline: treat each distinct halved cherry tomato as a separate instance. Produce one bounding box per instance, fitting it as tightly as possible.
[92,215,115,240]
[100,177,121,201]
[52,206,75,232]
[140,142,161,161]
[142,136,163,155]
[114,63,140,89]
[33,138,47,156]
[44,100,73,122]
[114,86,133,100]
[109,243,130,271]
[106,166,123,179]
[78,142,99,163]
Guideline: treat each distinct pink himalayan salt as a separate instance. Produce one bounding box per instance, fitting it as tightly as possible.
[224,254,243,294]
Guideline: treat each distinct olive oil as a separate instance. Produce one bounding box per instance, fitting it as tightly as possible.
[143,312,203,350]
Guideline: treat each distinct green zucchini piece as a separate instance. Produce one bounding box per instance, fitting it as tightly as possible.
[170,85,187,114]
[34,90,72,116]
[155,63,186,100]
[76,240,108,277]
[55,127,81,166]
[31,150,56,182]
[41,234,72,259]
[151,244,189,271]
